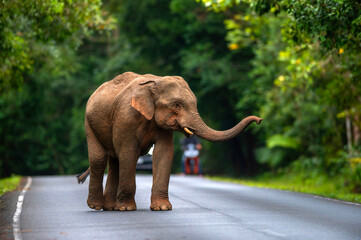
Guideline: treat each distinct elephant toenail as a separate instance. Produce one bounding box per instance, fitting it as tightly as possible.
[95,206,102,210]
[161,206,168,211]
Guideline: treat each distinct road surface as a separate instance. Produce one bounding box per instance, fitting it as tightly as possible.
[1,175,361,240]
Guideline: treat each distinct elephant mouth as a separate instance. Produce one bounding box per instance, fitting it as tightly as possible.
[184,127,193,135]
[181,127,195,138]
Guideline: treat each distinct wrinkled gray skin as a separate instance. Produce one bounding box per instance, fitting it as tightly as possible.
[80,72,262,211]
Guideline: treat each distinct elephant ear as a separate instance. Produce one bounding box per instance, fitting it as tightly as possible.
[130,80,156,120]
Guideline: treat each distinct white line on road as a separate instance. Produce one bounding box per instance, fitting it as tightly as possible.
[13,177,32,240]
[312,195,361,207]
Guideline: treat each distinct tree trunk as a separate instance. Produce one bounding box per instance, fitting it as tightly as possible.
[353,114,361,146]
[346,113,352,153]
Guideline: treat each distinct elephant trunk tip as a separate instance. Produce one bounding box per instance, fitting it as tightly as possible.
[246,115,263,125]
[256,117,263,125]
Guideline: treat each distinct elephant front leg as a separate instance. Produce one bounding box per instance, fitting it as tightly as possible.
[114,148,138,211]
[151,131,174,211]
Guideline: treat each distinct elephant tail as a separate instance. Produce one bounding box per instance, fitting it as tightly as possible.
[76,167,90,184]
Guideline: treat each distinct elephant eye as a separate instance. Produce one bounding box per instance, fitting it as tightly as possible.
[173,102,182,110]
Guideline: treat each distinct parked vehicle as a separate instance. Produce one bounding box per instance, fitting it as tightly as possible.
[136,145,153,171]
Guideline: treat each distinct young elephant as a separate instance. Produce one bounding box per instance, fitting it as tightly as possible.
[77,72,262,211]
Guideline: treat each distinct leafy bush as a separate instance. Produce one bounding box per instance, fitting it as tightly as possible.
[0,175,21,196]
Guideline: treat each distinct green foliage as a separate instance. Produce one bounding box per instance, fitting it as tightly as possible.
[0,175,21,197]
[0,0,114,91]
[198,0,361,189]
[266,134,299,149]
[285,0,361,51]
[350,164,361,192]
[202,0,361,51]
[255,147,290,169]
[0,0,114,177]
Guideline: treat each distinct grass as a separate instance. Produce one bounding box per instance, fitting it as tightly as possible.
[0,175,21,197]
[207,171,361,204]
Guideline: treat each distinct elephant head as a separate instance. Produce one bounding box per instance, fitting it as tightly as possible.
[130,75,262,142]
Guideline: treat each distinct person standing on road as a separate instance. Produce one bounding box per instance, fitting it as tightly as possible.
[181,135,202,175]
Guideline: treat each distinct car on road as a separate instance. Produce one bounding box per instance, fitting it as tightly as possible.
[136,145,153,171]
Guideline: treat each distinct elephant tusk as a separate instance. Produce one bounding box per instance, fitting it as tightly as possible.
[184,127,193,135]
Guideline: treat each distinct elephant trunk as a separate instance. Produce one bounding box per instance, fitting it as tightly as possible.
[187,113,262,142]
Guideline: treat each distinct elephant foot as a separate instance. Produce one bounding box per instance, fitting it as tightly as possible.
[103,205,115,211]
[114,199,137,211]
[87,194,104,211]
[103,197,116,211]
[150,198,172,211]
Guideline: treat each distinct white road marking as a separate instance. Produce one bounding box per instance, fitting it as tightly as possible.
[261,229,288,238]
[13,177,32,240]
[312,195,361,207]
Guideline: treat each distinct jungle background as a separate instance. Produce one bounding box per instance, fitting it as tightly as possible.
[1,0,361,198]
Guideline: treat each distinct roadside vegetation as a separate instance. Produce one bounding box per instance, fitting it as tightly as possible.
[0,0,360,201]
[0,175,21,197]
[209,170,361,204]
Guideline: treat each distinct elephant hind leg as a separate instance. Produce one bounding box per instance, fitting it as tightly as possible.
[103,157,119,211]
[114,147,138,211]
[86,122,107,210]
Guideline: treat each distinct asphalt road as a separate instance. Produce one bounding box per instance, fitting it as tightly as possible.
[2,175,361,240]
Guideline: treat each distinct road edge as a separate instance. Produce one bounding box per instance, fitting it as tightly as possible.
[207,176,361,207]
[12,177,32,240]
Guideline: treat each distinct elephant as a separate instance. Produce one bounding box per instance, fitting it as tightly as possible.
[77,71,262,211]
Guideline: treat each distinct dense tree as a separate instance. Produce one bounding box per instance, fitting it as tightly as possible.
[0,0,114,177]
[0,0,114,91]
[199,0,361,189]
